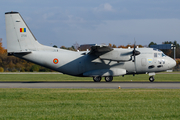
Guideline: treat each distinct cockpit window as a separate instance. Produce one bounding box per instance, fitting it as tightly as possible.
[162,53,166,57]
[154,53,157,57]
[158,53,161,57]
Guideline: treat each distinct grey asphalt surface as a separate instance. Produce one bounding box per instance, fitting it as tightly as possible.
[0,82,180,89]
[0,72,180,74]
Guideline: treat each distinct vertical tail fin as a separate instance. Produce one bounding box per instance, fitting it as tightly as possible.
[5,12,41,53]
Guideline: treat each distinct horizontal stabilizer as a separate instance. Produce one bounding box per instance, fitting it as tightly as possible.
[8,51,31,56]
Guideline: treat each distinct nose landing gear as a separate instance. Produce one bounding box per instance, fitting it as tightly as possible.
[149,76,155,82]
[148,72,155,82]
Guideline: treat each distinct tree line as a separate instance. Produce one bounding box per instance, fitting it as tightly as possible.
[0,38,179,72]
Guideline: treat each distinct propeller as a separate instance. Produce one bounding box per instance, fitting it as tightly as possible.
[119,40,140,63]
[132,41,140,74]
[120,42,140,58]
[132,42,140,62]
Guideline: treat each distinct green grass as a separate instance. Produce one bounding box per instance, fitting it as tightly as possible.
[0,89,180,119]
[0,73,180,82]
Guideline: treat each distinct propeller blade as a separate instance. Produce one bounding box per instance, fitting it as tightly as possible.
[133,41,137,73]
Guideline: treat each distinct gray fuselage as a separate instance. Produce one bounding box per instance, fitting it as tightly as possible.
[14,47,176,77]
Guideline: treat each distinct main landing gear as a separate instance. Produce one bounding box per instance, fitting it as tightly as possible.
[93,76,113,82]
[105,76,113,82]
[93,76,102,82]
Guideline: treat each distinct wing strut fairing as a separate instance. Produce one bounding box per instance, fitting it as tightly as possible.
[83,68,127,77]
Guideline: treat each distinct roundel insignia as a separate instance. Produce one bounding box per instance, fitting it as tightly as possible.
[53,58,59,64]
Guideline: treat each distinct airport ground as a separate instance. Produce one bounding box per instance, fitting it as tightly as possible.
[0,72,180,119]
[0,72,180,82]
[0,72,180,89]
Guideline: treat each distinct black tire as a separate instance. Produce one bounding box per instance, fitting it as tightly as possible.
[149,76,154,82]
[105,76,113,82]
[93,76,102,82]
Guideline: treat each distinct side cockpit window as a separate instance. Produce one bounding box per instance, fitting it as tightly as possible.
[154,53,157,57]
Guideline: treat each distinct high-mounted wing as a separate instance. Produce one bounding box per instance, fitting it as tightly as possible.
[88,45,133,62]
[88,45,113,56]
[87,44,141,62]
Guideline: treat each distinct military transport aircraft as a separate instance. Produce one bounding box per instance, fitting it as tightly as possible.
[5,12,176,82]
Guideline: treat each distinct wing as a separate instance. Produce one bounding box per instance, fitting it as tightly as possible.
[88,45,113,56]
[88,45,133,62]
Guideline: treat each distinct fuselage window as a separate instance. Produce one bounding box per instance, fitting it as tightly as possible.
[162,59,165,64]
[158,59,162,64]
[158,53,161,57]
[154,53,157,57]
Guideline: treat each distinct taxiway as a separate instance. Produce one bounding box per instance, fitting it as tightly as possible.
[0,82,180,89]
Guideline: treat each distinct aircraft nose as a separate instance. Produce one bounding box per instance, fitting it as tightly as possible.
[169,58,176,69]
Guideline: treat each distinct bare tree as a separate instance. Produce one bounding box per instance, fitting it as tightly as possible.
[73,42,80,50]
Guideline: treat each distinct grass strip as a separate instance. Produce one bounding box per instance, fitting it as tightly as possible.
[0,89,180,119]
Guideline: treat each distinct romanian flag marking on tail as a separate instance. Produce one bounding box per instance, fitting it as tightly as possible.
[20,28,26,32]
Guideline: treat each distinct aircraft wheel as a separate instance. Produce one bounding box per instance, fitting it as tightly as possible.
[149,76,154,82]
[105,76,113,82]
[93,76,102,82]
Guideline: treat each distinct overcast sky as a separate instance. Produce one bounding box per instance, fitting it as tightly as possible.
[1,0,180,48]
